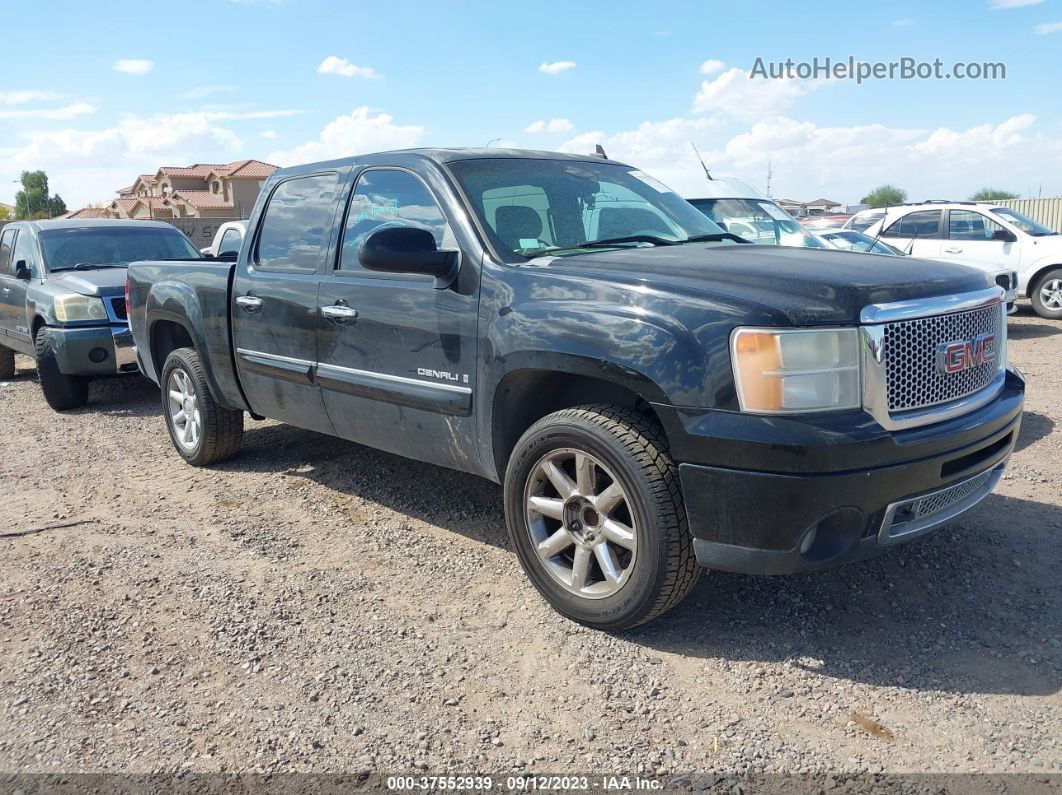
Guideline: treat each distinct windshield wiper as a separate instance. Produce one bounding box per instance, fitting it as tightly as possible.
[575,234,678,249]
[681,232,750,244]
[71,263,126,270]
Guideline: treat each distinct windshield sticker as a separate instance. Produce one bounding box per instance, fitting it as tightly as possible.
[629,170,673,194]
[758,201,793,222]
[519,238,541,249]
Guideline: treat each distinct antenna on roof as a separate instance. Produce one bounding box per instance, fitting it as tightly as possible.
[592,144,608,159]
[691,142,712,181]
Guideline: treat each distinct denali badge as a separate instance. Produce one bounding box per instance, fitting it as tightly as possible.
[935,333,997,375]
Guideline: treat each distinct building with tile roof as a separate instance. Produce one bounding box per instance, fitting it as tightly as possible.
[106,159,277,219]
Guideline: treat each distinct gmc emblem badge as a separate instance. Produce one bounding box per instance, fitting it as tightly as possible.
[935,333,997,375]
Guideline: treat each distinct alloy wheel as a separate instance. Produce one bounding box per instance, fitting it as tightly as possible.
[167,368,201,451]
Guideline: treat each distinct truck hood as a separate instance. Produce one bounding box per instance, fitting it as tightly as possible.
[46,268,128,297]
[546,244,993,325]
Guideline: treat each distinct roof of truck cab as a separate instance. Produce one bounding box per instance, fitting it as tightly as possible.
[23,219,179,232]
[272,147,632,176]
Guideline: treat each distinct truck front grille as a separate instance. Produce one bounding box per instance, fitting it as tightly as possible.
[882,303,1003,412]
[879,465,1003,543]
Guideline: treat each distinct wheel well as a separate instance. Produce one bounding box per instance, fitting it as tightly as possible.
[31,315,46,338]
[492,370,665,477]
[1029,264,1062,293]
[150,320,194,375]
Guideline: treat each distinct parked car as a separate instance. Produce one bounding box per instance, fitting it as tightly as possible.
[200,221,248,259]
[686,176,830,249]
[862,202,1060,317]
[127,148,1024,629]
[802,215,852,232]
[0,219,201,410]
[819,229,905,256]
[843,208,887,232]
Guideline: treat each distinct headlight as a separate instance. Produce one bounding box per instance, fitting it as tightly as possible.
[731,327,861,413]
[54,294,108,323]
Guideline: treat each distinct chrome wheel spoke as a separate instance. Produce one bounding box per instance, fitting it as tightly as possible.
[537,528,573,558]
[528,495,565,520]
[543,459,577,500]
[594,481,625,515]
[571,546,591,590]
[575,452,594,495]
[595,544,622,584]
[601,519,636,550]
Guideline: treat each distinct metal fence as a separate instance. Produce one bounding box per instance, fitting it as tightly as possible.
[993,198,1062,232]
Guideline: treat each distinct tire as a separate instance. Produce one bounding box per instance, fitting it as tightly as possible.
[0,346,14,379]
[1030,268,1062,320]
[34,328,89,411]
[504,405,700,630]
[160,346,243,466]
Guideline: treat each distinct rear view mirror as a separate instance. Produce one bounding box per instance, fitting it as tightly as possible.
[358,226,457,278]
[14,260,31,281]
[992,229,1017,243]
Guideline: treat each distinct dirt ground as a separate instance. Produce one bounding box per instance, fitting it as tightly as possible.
[1,306,1059,782]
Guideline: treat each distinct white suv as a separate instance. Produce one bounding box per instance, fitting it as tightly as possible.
[850,202,1062,319]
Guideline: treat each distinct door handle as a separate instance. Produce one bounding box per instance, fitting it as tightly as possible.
[235,295,263,312]
[944,247,963,254]
[321,304,359,323]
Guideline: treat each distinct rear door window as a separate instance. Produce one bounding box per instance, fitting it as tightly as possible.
[882,210,942,239]
[0,228,16,274]
[255,174,338,272]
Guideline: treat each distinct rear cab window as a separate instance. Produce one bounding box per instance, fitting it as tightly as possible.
[255,174,338,273]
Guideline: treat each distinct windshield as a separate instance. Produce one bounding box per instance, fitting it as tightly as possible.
[40,226,201,271]
[822,230,902,256]
[845,211,885,232]
[688,198,828,248]
[992,208,1056,237]
[447,159,728,259]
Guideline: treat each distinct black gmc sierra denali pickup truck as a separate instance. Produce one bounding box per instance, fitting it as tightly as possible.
[126,149,1025,629]
[0,219,200,410]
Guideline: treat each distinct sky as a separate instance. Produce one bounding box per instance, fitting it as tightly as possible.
[2,0,1061,210]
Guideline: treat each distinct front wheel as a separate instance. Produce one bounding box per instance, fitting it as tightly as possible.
[161,347,243,466]
[1031,268,1062,320]
[504,405,700,630]
[34,328,88,411]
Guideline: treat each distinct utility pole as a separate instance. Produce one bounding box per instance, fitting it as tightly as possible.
[766,161,773,197]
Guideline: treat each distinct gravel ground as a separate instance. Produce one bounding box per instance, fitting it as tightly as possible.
[0,307,1059,782]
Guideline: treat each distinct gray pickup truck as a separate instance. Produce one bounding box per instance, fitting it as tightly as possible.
[127,148,1024,629]
[0,219,200,410]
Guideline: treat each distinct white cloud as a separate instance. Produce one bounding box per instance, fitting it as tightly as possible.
[267,107,424,166]
[0,102,96,121]
[990,0,1044,8]
[113,59,154,75]
[260,130,279,139]
[890,18,915,27]
[562,113,1062,203]
[317,56,380,79]
[0,90,62,105]
[539,60,576,75]
[525,117,574,134]
[1034,20,1062,33]
[181,85,236,100]
[693,67,822,122]
[699,59,726,75]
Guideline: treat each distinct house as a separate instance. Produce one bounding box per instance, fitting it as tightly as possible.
[106,159,277,219]
[772,197,843,217]
[55,207,111,220]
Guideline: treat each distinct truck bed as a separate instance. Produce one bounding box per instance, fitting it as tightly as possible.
[126,258,248,412]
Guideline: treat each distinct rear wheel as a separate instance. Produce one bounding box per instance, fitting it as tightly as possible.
[1031,268,1062,320]
[0,346,14,379]
[34,328,88,411]
[504,405,700,630]
[161,347,243,466]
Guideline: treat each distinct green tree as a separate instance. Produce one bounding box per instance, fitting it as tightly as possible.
[14,170,66,219]
[970,187,1020,201]
[861,184,908,208]
[0,204,11,221]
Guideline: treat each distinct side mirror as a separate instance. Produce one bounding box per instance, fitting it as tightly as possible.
[216,250,239,262]
[992,229,1017,243]
[14,260,31,281]
[358,226,456,278]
